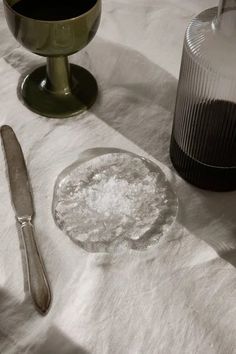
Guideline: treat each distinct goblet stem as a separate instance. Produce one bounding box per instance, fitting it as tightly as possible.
[46,56,71,95]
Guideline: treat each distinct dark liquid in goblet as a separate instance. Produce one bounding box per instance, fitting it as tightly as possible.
[12,0,97,20]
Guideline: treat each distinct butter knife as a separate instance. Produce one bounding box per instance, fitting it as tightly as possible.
[1,125,51,315]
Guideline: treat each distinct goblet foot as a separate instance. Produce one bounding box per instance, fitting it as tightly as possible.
[20,64,98,118]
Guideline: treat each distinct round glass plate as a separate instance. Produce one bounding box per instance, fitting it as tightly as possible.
[52,148,178,252]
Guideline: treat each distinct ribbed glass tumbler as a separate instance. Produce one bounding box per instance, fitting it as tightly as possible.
[170,1,236,191]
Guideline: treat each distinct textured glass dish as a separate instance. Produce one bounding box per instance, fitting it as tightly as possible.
[52,148,178,252]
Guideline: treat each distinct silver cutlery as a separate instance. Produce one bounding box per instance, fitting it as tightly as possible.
[1,125,51,315]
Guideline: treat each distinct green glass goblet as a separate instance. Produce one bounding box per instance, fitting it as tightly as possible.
[3,0,101,118]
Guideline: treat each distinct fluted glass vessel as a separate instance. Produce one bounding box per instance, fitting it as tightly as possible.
[170,0,236,191]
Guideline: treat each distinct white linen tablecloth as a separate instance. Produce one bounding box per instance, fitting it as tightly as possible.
[1,1,236,353]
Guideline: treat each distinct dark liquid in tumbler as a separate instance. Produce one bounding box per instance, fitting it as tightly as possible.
[170,100,236,191]
[12,0,97,21]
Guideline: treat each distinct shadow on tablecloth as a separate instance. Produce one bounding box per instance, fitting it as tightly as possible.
[177,183,236,268]
[4,36,178,167]
[4,37,236,269]
[0,287,89,354]
[80,38,236,268]
[86,37,177,168]
[33,326,89,354]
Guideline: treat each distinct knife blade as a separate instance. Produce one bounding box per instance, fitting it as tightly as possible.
[1,125,51,315]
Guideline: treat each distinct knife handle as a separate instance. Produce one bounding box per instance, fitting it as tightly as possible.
[20,218,51,315]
